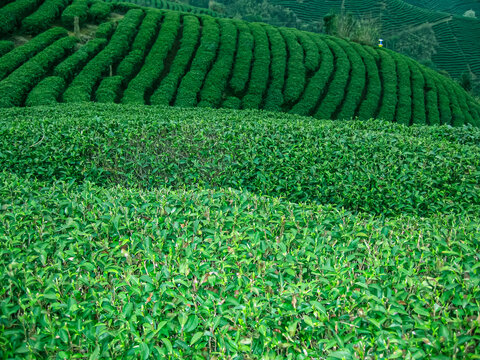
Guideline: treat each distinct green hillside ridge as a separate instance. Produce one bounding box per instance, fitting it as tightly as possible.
[1,104,479,358]
[0,0,479,125]
[2,104,480,218]
[403,0,480,16]
[269,0,480,84]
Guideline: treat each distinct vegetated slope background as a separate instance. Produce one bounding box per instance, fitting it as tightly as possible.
[1,104,480,358]
[269,0,480,84]
[0,0,479,126]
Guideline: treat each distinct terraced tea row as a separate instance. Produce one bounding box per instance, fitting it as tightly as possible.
[0,0,215,35]
[0,5,479,125]
[270,0,480,82]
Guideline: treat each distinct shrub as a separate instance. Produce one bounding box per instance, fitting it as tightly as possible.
[88,0,113,22]
[95,20,116,39]
[54,38,107,82]
[290,35,333,116]
[376,50,397,121]
[25,76,66,106]
[0,41,14,58]
[151,15,201,106]
[63,9,144,103]
[0,27,67,81]
[174,16,220,107]
[0,0,40,34]
[0,37,77,108]
[394,55,412,125]
[315,37,350,120]
[354,43,381,120]
[242,22,269,109]
[61,0,89,29]
[333,36,366,120]
[296,30,320,73]
[280,28,305,106]
[421,66,440,125]
[2,103,480,218]
[95,75,124,103]
[22,0,70,34]
[116,11,162,86]
[122,12,181,104]
[407,59,427,125]
[434,76,452,125]
[263,25,286,112]
[228,20,254,96]
[198,19,237,108]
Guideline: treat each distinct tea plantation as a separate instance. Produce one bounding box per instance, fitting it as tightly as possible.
[0,0,479,125]
[1,0,480,359]
[270,0,480,83]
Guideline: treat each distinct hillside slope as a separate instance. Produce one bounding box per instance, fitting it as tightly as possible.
[0,1,479,126]
[1,103,480,358]
[2,103,480,218]
[270,0,480,83]
[403,0,480,16]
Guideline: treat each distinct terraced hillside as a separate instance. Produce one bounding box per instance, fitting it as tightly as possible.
[0,1,479,126]
[270,0,480,82]
[1,103,480,358]
[403,0,480,16]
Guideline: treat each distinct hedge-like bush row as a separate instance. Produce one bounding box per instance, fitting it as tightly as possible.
[0,41,14,58]
[334,37,366,120]
[376,50,397,121]
[116,11,162,85]
[436,74,465,126]
[242,23,269,109]
[421,66,440,126]
[61,0,89,29]
[22,0,71,34]
[174,17,220,107]
[104,0,220,16]
[122,12,181,104]
[408,60,427,125]
[263,25,286,112]
[290,36,332,116]
[95,20,116,39]
[0,37,77,108]
[0,0,40,34]
[315,38,350,120]
[452,80,474,126]
[151,15,200,106]
[198,19,237,108]
[95,75,123,102]
[434,76,452,125]
[3,103,480,218]
[228,20,254,96]
[297,31,320,73]
[0,27,67,81]
[63,9,143,102]
[394,54,412,125]
[25,76,66,106]
[88,0,112,22]
[354,44,381,121]
[280,28,305,106]
[54,38,107,82]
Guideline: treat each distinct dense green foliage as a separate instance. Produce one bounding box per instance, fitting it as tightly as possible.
[269,0,480,87]
[2,104,480,218]
[1,3,479,125]
[104,0,220,16]
[0,0,40,34]
[0,37,77,108]
[0,40,14,57]
[61,0,89,28]
[22,0,71,34]
[25,76,66,106]
[0,104,480,359]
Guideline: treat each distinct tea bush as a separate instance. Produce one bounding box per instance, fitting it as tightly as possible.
[1,103,479,217]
